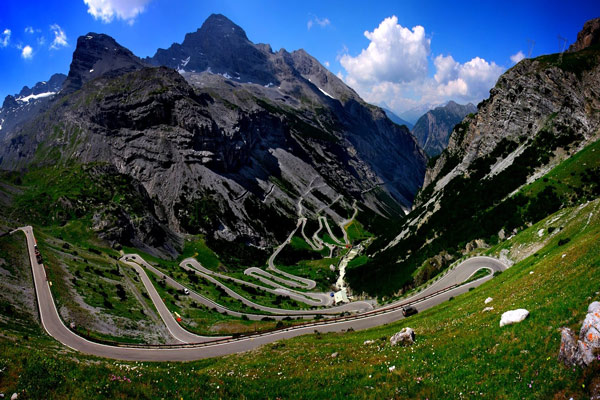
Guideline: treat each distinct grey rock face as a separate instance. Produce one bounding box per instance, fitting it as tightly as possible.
[568,17,600,52]
[424,44,600,191]
[62,33,146,93]
[390,327,415,346]
[558,302,600,367]
[412,101,476,157]
[146,14,278,86]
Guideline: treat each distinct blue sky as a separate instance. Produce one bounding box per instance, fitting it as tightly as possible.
[1,0,598,113]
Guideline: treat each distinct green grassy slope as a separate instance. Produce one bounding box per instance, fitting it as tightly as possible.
[0,199,598,399]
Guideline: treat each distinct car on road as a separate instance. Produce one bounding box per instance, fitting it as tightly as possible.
[402,306,418,317]
[183,288,190,295]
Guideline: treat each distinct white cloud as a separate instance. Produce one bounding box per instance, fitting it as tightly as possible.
[49,24,68,49]
[307,16,330,30]
[0,29,11,48]
[83,0,152,24]
[435,57,504,100]
[433,54,459,84]
[510,50,525,64]
[21,45,33,59]
[339,16,505,114]
[340,16,430,84]
[25,26,34,34]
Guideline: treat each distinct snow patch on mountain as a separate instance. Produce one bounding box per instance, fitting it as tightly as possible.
[16,92,56,103]
[318,87,335,99]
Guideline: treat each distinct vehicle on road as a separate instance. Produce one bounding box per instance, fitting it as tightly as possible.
[402,306,418,317]
[183,288,190,295]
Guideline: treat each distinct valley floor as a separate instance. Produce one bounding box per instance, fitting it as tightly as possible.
[0,198,598,398]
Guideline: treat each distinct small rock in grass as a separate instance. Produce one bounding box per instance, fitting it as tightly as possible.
[500,309,529,327]
[363,340,375,345]
[389,365,396,372]
[485,297,493,304]
[331,352,338,358]
[483,307,494,312]
[10,394,17,400]
[529,271,534,274]
[390,328,415,346]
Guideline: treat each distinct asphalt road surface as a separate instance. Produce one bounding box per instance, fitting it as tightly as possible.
[16,225,507,361]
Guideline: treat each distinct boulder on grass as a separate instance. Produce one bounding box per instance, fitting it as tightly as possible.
[499,309,529,327]
[390,328,415,346]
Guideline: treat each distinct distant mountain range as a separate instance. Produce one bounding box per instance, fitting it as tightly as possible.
[0,73,66,140]
[397,103,442,125]
[382,108,413,130]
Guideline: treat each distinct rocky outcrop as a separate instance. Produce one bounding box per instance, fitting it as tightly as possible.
[412,101,476,157]
[568,17,600,52]
[559,301,600,367]
[390,327,415,346]
[424,43,600,191]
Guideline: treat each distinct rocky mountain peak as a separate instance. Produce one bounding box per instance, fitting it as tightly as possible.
[62,32,145,93]
[412,101,476,157]
[568,17,600,52]
[192,13,249,43]
[147,14,277,85]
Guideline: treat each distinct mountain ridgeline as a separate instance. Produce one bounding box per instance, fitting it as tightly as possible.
[0,14,425,259]
[347,21,600,297]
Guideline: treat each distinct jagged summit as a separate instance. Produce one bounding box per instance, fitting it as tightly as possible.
[146,14,277,85]
[18,73,66,98]
[62,33,146,93]
[194,13,249,41]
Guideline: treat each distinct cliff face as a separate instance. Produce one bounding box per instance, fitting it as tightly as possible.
[346,22,600,297]
[0,14,426,255]
[63,33,146,93]
[411,101,476,157]
[424,46,600,192]
[568,17,600,52]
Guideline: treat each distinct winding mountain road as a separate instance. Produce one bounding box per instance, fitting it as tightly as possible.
[16,225,507,361]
